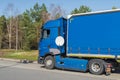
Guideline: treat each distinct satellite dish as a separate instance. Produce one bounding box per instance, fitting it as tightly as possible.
[55,36,65,46]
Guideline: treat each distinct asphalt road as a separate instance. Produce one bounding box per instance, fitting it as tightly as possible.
[0,60,119,80]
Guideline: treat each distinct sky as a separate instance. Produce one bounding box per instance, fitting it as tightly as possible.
[0,0,120,16]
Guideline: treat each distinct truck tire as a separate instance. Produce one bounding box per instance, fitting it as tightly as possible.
[44,55,55,69]
[89,59,105,75]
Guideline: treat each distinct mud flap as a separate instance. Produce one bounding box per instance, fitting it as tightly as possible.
[105,63,112,76]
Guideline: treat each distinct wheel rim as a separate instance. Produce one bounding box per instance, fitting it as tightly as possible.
[91,63,101,72]
[46,60,52,66]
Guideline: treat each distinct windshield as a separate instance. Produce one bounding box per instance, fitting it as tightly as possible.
[41,29,50,39]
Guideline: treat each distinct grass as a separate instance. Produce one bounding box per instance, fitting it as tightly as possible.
[0,49,120,62]
[0,49,38,61]
[117,60,120,63]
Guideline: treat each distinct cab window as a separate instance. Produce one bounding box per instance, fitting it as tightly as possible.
[42,29,50,39]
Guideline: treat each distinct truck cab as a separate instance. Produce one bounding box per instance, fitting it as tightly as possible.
[38,18,67,64]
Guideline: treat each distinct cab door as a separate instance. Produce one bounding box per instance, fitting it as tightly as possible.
[39,28,59,57]
[39,29,50,57]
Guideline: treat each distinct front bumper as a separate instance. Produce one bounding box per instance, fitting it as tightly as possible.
[38,57,44,64]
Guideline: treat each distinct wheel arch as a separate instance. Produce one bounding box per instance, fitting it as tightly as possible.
[44,52,54,58]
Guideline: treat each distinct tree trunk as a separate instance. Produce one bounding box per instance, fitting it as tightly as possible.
[0,35,2,49]
[16,17,18,51]
[9,17,12,49]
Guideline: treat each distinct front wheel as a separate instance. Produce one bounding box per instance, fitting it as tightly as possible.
[44,55,55,69]
[89,59,105,75]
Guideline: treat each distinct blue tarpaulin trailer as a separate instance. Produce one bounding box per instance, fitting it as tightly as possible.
[38,9,120,75]
[67,10,120,59]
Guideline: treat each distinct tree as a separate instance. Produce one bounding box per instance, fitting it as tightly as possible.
[0,16,7,49]
[0,16,4,49]
[20,11,33,50]
[49,4,66,19]
[0,18,2,48]
[14,9,20,51]
[40,3,50,23]
[30,3,50,49]
[3,3,22,50]
[71,8,79,14]
[18,3,49,50]
[1,3,64,50]
[112,6,117,9]
[6,3,14,49]
[4,3,19,49]
[71,5,91,14]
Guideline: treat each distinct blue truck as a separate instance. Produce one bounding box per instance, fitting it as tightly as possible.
[38,9,120,75]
